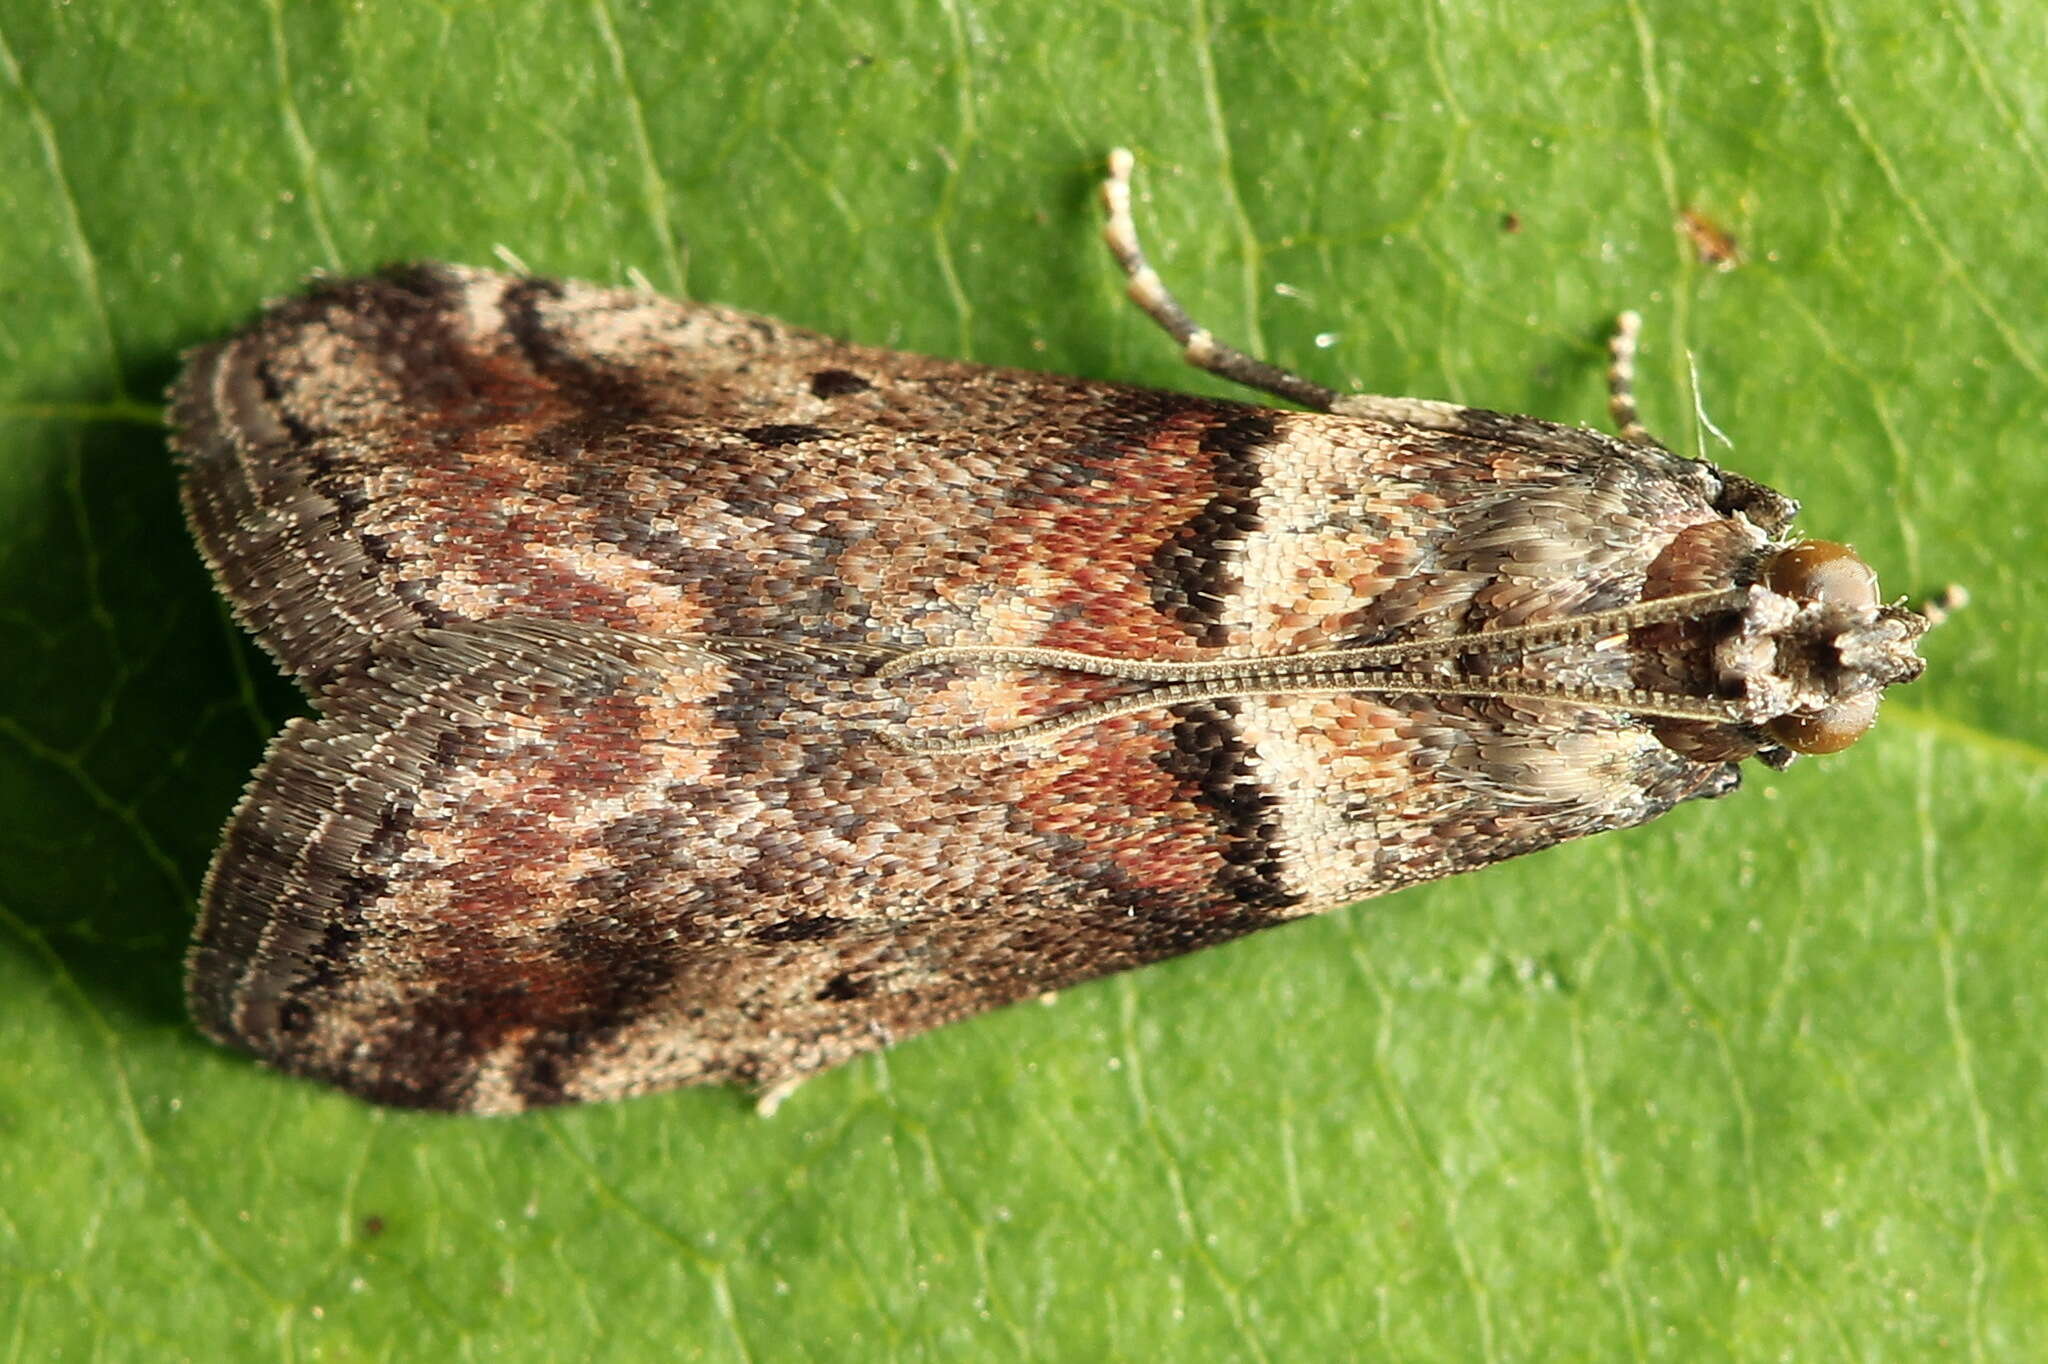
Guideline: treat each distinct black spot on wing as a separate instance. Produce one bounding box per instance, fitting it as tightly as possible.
[741,423,832,447]
[817,972,872,1002]
[752,915,851,943]
[809,368,873,398]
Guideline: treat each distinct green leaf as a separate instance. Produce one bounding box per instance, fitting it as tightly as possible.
[2,1,2040,1358]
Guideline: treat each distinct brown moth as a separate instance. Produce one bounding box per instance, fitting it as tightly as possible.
[172,150,1927,1112]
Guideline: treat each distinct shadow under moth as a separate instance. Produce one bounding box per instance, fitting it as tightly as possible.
[173,150,1928,1113]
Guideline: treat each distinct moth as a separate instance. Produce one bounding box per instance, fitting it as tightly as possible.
[173,150,1928,1112]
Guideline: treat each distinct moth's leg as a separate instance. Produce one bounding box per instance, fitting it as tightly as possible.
[754,1074,807,1118]
[1604,309,1660,444]
[1101,147,1341,411]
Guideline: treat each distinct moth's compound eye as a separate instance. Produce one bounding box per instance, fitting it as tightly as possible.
[1768,692,1879,754]
[1763,539,1880,610]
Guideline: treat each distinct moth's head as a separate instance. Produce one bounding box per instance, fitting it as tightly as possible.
[1742,540,1928,753]
[1659,538,1928,766]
